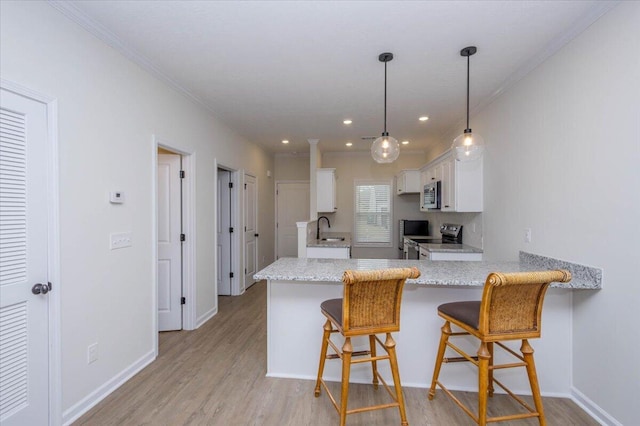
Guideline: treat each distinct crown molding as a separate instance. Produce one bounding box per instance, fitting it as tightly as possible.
[441,1,621,139]
[48,0,218,115]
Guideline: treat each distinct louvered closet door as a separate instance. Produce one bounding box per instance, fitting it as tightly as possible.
[0,89,49,425]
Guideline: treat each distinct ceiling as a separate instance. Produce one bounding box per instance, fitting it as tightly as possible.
[58,1,615,155]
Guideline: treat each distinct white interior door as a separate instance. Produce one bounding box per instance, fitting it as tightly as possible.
[276,182,310,258]
[217,169,232,296]
[0,89,49,425]
[157,153,182,331]
[244,174,257,290]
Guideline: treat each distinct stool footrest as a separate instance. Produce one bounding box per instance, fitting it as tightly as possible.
[444,356,478,363]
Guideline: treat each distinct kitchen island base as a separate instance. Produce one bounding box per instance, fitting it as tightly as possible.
[267,279,573,396]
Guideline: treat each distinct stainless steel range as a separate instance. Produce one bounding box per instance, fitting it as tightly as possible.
[411,223,463,245]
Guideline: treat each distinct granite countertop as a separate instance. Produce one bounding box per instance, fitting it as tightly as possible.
[307,232,351,248]
[254,251,601,289]
[418,242,483,254]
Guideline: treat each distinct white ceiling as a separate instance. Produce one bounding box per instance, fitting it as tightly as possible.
[58,0,615,155]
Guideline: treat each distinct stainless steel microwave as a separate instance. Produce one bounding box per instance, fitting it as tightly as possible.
[423,181,441,209]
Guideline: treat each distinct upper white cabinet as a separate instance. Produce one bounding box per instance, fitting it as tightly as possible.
[317,168,337,212]
[420,149,483,212]
[396,169,421,194]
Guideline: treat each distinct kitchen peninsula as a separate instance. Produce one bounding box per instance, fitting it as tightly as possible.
[255,252,600,395]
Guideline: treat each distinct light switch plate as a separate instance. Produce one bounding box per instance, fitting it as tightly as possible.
[110,232,132,250]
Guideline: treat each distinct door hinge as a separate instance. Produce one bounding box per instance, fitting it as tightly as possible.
[229,227,234,233]
[180,170,185,179]
[276,189,278,195]
[180,234,186,242]
[181,297,186,305]
[244,183,247,189]
[245,268,247,274]
[230,272,234,278]
[229,182,233,189]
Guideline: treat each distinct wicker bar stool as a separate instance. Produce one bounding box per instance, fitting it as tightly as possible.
[314,267,421,426]
[428,269,571,426]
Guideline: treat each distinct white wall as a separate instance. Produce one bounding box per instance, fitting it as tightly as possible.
[0,1,274,420]
[274,153,309,181]
[321,151,428,259]
[445,3,638,424]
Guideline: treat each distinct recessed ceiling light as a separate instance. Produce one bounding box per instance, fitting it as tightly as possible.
[282,140,289,144]
[402,140,409,145]
[419,116,429,122]
[345,142,353,147]
[343,119,353,125]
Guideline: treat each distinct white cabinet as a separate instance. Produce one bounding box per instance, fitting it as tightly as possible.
[419,149,483,212]
[317,168,337,213]
[306,246,350,259]
[396,169,421,194]
[428,251,482,261]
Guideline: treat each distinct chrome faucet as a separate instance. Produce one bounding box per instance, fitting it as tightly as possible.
[317,216,331,240]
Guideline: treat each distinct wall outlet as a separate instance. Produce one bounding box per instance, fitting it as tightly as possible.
[110,232,132,250]
[524,228,532,243]
[87,343,98,364]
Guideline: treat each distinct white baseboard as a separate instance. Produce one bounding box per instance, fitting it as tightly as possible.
[62,350,156,425]
[195,306,217,329]
[571,386,621,426]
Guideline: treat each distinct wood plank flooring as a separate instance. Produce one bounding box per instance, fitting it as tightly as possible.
[75,281,597,425]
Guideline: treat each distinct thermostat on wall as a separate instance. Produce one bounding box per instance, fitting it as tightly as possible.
[110,191,125,204]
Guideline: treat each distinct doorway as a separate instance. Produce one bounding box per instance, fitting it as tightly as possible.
[275,181,310,258]
[153,137,195,338]
[244,173,258,290]
[217,168,233,296]
[157,148,183,331]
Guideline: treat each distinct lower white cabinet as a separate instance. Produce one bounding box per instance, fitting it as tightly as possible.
[419,246,482,261]
[306,246,350,259]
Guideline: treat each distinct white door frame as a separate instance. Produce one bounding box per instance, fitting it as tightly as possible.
[152,137,196,345]
[0,79,62,425]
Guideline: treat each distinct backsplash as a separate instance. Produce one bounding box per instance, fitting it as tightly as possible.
[422,212,483,248]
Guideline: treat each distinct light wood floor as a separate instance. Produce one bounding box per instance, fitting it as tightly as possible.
[75,281,597,426]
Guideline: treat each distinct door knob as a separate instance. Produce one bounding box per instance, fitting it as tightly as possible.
[254,233,259,237]
[32,282,51,295]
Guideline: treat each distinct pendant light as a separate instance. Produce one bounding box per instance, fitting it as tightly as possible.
[452,46,485,161]
[371,52,400,164]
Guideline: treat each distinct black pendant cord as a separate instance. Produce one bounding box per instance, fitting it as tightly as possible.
[384,59,388,135]
[466,53,470,131]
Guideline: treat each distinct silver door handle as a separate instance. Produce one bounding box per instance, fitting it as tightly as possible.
[32,282,51,295]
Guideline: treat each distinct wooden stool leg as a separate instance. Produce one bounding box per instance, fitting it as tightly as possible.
[314,320,332,397]
[487,342,495,397]
[386,333,409,426]
[369,334,379,390]
[340,337,353,426]
[477,341,491,426]
[428,321,451,400]
[521,339,546,426]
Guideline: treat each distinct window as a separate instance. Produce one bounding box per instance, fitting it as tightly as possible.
[353,180,393,246]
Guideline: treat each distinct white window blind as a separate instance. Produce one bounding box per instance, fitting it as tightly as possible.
[354,180,392,246]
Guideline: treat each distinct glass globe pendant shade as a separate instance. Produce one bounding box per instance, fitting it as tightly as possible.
[371,133,400,164]
[453,129,485,161]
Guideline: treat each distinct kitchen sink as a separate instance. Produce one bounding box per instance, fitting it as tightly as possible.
[321,237,345,241]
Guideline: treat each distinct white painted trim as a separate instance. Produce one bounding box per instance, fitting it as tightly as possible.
[61,350,156,425]
[0,78,63,426]
[570,387,622,426]
[152,137,197,337]
[195,306,218,329]
[48,1,217,116]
